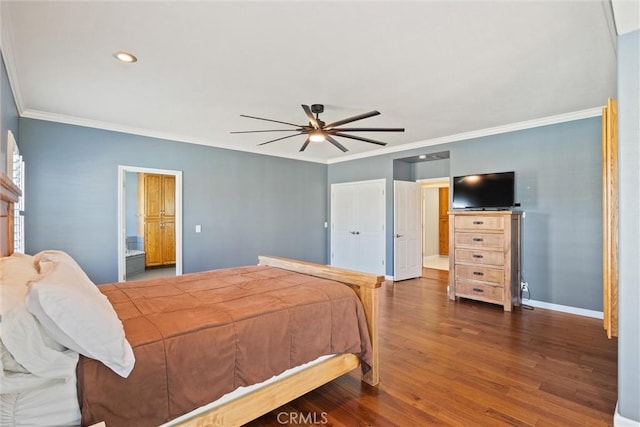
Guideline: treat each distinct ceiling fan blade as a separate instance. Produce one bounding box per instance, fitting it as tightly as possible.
[257,132,304,146]
[329,127,405,132]
[299,136,311,152]
[240,114,303,127]
[301,105,320,129]
[325,111,381,128]
[325,135,348,152]
[230,129,301,134]
[331,132,387,146]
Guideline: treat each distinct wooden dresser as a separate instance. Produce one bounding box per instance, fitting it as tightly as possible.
[448,211,522,311]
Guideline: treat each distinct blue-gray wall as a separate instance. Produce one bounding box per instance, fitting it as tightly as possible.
[617,29,640,423]
[1,52,19,174]
[329,117,603,311]
[18,118,328,284]
[415,158,450,180]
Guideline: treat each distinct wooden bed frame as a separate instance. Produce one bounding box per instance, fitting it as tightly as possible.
[171,255,383,426]
[0,171,383,427]
[1,171,21,257]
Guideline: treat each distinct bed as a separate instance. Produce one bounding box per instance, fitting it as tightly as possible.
[0,171,382,427]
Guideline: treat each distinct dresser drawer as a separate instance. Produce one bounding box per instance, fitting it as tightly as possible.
[455,281,504,304]
[455,248,504,266]
[454,232,504,249]
[456,264,504,285]
[454,215,505,231]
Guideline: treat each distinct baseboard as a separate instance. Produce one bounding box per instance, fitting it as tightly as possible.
[524,299,604,319]
[614,402,640,426]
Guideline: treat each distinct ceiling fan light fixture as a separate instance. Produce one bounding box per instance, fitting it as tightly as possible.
[233,103,404,153]
[309,131,326,142]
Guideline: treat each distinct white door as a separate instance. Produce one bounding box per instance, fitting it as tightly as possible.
[394,180,422,281]
[331,180,385,275]
[331,184,358,271]
[355,180,386,275]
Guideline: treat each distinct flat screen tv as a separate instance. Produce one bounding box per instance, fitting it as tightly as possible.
[452,171,515,209]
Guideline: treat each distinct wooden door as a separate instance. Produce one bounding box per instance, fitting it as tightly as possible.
[162,221,176,264]
[160,175,176,265]
[162,176,175,217]
[145,174,163,217]
[438,187,449,256]
[143,173,176,267]
[602,98,618,338]
[144,218,163,266]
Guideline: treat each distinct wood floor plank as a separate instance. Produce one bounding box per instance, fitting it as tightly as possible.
[249,269,617,426]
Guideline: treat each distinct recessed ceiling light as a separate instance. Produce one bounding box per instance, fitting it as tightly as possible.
[418,154,427,160]
[113,51,137,63]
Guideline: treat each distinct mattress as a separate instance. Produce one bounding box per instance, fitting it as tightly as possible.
[0,355,334,427]
[0,377,81,427]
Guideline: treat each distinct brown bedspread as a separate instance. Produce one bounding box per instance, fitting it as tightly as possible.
[77,265,372,426]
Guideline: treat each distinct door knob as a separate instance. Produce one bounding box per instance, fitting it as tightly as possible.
[395,234,403,238]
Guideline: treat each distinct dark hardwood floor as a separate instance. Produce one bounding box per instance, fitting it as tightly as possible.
[248,269,618,426]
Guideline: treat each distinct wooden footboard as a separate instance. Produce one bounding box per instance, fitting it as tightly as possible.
[257,255,383,386]
[171,256,383,427]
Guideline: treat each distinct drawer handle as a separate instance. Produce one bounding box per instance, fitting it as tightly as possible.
[472,254,484,258]
[473,221,484,225]
[472,287,484,293]
[472,237,484,242]
[473,271,484,276]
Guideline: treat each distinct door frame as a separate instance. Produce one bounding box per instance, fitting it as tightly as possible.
[117,165,183,282]
[418,177,450,268]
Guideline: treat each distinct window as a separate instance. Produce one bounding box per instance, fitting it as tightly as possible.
[8,132,25,253]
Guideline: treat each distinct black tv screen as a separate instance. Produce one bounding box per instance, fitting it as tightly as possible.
[452,171,515,209]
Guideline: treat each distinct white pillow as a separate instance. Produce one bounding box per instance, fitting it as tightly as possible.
[26,250,135,378]
[0,253,38,314]
[1,253,79,391]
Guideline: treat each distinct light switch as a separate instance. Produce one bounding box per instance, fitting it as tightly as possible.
[195,225,201,233]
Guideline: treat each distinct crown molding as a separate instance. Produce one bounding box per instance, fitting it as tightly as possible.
[20,109,328,164]
[21,106,603,166]
[326,107,604,164]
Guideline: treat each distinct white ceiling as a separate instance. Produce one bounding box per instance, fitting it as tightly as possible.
[0,1,619,164]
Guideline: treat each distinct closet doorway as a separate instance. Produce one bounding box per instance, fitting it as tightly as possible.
[420,178,450,271]
[117,165,183,282]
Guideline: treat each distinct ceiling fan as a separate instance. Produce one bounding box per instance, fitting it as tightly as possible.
[231,104,404,152]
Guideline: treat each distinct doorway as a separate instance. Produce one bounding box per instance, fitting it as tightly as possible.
[420,178,450,271]
[117,165,183,282]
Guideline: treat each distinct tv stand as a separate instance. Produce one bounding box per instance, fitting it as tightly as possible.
[448,210,522,311]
